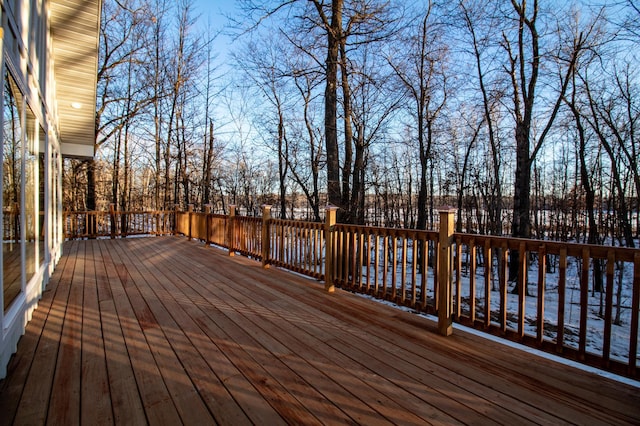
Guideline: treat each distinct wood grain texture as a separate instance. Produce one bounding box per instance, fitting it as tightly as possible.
[1,236,638,425]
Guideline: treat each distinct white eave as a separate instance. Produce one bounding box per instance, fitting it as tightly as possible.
[50,0,101,159]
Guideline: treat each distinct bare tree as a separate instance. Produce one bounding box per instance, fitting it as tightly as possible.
[387,1,448,231]
[565,74,604,291]
[147,0,171,210]
[237,0,395,222]
[581,69,637,248]
[458,0,505,235]
[289,65,325,222]
[502,1,589,286]
[311,0,343,213]
[200,29,222,208]
[233,34,294,218]
[95,0,153,215]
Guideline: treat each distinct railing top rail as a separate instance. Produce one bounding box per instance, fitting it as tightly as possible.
[335,223,439,238]
[234,215,261,222]
[455,232,640,262]
[65,210,172,214]
[270,218,324,229]
[209,213,229,219]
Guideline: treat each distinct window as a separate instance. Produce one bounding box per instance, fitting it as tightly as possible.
[2,72,23,312]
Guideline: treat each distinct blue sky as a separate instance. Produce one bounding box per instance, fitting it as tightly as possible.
[192,0,240,66]
[192,0,237,32]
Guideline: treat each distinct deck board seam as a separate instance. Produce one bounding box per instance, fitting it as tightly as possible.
[134,238,324,420]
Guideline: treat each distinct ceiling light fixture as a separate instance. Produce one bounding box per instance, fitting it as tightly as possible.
[70,102,82,109]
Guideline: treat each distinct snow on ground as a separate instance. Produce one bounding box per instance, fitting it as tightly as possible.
[347,239,639,368]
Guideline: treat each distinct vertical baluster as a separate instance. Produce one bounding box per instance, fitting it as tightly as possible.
[434,239,439,312]
[391,234,398,301]
[302,226,307,272]
[365,232,372,293]
[536,245,546,345]
[383,234,389,298]
[295,223,299,269]
[469,241,476,323]
[374,234,380,296]
[351,229,357,288]
[400,237,407,303]
[579,248,590,360]
[499,246,508,332]
[358,230,365,290]
[298,225,302,270]
[411,234,418,307]
[337,228,343,284]
[319,226,324,277]
[557,248,567,353]
[603,251,615,367]
[517,242,527,339]
[313,227,318,276]
[287,224,292,266]
[261,205,270,268]
[455,237,462,319]
[308,226,312,273]
[484,241,492,329]
[629,252,640,376]
[421,237,428,310]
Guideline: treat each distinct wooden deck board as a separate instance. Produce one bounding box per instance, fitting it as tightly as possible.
[47,240,84,425]
[203,258,545,424]
[10,240,79,425]
[80,240,113,425]
[148,239,443,424]
[115,238,284,425]
[93,240,145,425]
[100,241,184,426]
[1,236,639,425]
[170,254,464,425]
[0,241,73,422]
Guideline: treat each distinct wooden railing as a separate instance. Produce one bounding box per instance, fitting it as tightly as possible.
[452,234,640,378]
[3,210,20,242]
[3,210,46,241]
[65,205,640,379]
[332,223,440,312]
[63,208,173,239]
[269,218,326,280]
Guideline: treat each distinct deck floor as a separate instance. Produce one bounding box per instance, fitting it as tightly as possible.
[1,237,638,425]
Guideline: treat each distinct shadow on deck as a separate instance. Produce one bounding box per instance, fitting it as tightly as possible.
[1,237,638,425]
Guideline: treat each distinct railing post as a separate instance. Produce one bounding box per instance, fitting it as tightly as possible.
[109,203,116,239]
[438,207,456,336]
[88,211,96,239]
[204,204,212,246]
[187,204,194,241]
[174,204,180,236]
[228,205,236,257]
[261,205,271,269]
[325,206,338,293]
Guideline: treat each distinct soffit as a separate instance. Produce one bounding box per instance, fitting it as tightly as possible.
[50,0,101,158]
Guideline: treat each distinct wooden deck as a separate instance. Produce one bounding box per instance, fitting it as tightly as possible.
[1,237,638,425]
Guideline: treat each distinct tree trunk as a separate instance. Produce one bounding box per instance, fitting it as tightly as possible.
[278,109,287,219]
[203,120,214,206]
[567,85,604,291]
[350,131,366,225]
[323,0,343,214]
[339,38,353,221]
[509,123,532,285]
